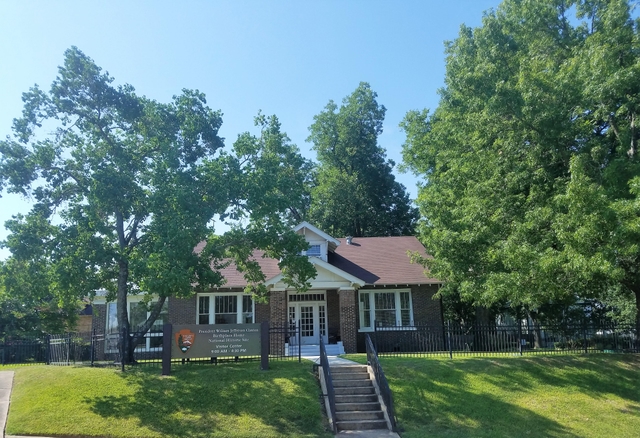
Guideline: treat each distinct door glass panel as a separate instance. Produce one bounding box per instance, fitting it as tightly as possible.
[300,306,314,337]
[319,305,326,336]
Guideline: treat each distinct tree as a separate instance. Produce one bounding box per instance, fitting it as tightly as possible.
[0,257,80,338]
[401,0,640,332]
[307,82,418,237]
[0,47,315,363]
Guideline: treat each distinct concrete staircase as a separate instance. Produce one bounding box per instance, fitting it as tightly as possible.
[331,365,388,431]
[286,342,344,357]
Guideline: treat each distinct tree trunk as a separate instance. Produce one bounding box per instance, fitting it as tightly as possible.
[473,306,493,351]
[116,258,131,365]
[130,296,168,358]
[635,289,640,351]
[526,310,543,349]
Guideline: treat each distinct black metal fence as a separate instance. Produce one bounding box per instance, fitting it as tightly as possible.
[365,334,397,431]
[0,337,48,365]
[1,323,302,367]
[373,321,639,357]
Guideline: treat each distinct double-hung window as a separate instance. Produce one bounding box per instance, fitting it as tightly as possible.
[198,293,254,325]
[358,289,413,330]
[106,299,169,351]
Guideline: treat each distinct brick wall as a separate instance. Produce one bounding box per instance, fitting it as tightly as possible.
[327,289,340,343]
[411,284,442,326]
[92,304,107,336]
[339,289,357,353]
[92,303,107,360]
[255,300,270,324]
[168,296,197,325]
[269,290,287,354]
[354,284,444,352]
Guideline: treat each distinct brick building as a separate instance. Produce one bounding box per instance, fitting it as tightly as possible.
[92,222,443,354]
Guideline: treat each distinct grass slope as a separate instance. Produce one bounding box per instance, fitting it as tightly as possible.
[343,354,640,438]
[6,361,331,438]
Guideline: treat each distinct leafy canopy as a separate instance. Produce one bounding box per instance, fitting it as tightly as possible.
[0,47,315,346]
[402,0,640,326]
[307,82,418,237]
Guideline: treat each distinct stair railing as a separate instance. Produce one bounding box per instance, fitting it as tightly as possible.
[366,333,397,431]
[319,337,338,434]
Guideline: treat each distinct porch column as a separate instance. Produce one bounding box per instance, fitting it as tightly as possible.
[339,289,357,353]
[270,290,287,355]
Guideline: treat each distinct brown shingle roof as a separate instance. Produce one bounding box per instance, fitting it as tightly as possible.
[212,236,439,288]
[330,236,439,285]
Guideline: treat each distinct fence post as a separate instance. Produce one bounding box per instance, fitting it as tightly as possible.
[518,320,523,356]
[297,320,301,363]
[447,320,453,359]
[120,328,126,372]
[67,333,72,365]
[45,334,51,365]
[583,319,588,354]
[161,323,172,376]
[374,320,378,353]
[90,328,95,366]
[260,321,269,371]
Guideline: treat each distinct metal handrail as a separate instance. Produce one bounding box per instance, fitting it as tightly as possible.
[319,337,338,434]
[366,333,397,431]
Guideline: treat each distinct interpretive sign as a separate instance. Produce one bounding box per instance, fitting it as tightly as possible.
[170,323,261,359]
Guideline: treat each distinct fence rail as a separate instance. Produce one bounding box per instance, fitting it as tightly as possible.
[1,323,302,367]
[366,334,397,431]
[373,321,639,357]
[319,337,338,434]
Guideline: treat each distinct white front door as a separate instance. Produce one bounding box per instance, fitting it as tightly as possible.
[288,300,327,345]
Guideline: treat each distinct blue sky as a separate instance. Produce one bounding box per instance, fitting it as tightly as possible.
[0,0,501,258]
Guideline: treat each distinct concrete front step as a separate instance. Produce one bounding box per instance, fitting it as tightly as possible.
[335,402,381,412]
[335,393,379,404]
[336,410,385,421]
[333,379,372,388]
[332,371,370,380]
[334,385,376,395]
[286,343,345,357]
[331,365,368,373]
[337,419,389,431]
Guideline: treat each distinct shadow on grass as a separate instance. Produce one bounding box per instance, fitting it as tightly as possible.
[389,363,573,438]
[471,354,640,417]
[85,361,329,438]
[381,355,640,438]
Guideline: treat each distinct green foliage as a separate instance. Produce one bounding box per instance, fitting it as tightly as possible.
[307,82,418,237]
[0,47,314,347]
[0,258,80,337]
[402,0,640,327]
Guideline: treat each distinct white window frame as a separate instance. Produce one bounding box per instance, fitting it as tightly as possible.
[358,289,413,332]
[197,292,255,325]
[105,298,168,352]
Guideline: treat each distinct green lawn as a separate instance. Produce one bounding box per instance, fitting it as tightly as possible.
[5,361,331,438]
[343,353,640,438]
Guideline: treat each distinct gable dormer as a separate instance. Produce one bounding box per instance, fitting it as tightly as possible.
[293,221,340,262]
